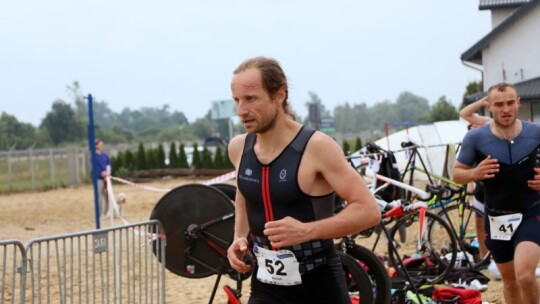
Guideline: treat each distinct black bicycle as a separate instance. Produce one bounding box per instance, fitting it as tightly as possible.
[150,183,374,304]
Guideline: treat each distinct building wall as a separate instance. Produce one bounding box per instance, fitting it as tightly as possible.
[482,7,540,88]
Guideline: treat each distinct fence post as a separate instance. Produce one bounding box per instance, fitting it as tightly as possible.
[29,143,36,190]
[49,148,56,187]
[7,144,16,191]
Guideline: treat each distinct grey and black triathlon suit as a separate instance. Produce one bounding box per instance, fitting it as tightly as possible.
[237,126,351,304]
[457,121,540,263]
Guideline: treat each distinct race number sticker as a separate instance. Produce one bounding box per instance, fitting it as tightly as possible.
[488,213,523,241]
[253,245,301,286]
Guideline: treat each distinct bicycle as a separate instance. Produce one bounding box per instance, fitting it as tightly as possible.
[364,141,491,271]
[383,187,458,285]
[150,183,374,304]
[334,235,391,304]
[398,142,491,270]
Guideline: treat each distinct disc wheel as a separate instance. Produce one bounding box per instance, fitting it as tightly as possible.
[211,183,237,201]
[150,183,235,278]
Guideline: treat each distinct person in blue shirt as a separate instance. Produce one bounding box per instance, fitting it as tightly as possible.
[94,139,111,217]
[453,83,540,304]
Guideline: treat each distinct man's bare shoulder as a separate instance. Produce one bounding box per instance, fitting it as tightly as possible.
[305,131,344,160]
[229,134,247,146]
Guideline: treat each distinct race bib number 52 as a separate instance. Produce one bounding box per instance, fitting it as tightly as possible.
[253,245,301,286]
[488,213,523,241]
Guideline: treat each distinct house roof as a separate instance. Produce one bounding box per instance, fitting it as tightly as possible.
[464,76,540,103]
[479,0,530,10]
[461,0,540,64]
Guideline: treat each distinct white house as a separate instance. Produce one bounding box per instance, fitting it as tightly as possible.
[462,0,540,121]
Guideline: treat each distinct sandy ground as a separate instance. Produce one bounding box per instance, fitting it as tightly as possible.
[0,177,537,303]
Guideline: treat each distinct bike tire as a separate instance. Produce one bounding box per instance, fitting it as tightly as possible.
[339,243,391,304]
[435,203,491,270]
[387,210,458,284]
[211,183,237,201]
[339,252,374,304]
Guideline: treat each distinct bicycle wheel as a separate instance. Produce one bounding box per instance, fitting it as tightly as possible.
[339,252,374,304]
[338,243,391,304]
[211,183,237,201]
[150,183,235,278]
[387,210,457,284]
[435,203,491,270]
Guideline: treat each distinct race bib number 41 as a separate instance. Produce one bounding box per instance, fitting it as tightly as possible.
[488,213,523,241]
[253,245,302,286]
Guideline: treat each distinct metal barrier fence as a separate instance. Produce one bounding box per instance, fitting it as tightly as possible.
[0,240,26,304]
[0,221,166,304]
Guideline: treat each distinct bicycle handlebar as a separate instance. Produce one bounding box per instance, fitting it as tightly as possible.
[401,141,416,148]
[424,184,463,200]
[366,141,388,154]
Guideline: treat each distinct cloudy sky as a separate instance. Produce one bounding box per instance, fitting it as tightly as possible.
[0,1,491,126]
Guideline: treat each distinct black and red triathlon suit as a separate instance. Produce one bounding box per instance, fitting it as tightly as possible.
[457,121,540,263]
[237,126,351,304]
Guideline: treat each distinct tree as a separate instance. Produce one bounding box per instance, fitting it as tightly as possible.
[354,137,363,152]
[178,144,189,168]
[40,100,84,145]
[395,92,430,124]
[334,102,372,134]
[191,143,202,168]
[427,96,459,122]
[156,143,166,168]
[201,146,214,169]
[0,112,39,149]
[463,81,482,98]
[146,148,157,169]
[342,140,351,156]
[190,118,216,139]
[111,151,123,176]
[223,145,234,169]
[213,145,226,169]
[460,81,483,109]
[368,100,400,131]
[136,142,147,170]
[124,150,135,171]
[168,142,179,168]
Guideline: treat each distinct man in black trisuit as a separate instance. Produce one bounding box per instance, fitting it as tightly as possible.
[226,57,380,303]
[453,82,540,304]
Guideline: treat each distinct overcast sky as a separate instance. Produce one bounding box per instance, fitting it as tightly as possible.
[0,1,491,126]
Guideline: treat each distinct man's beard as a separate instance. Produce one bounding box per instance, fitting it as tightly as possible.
[247,108,278,134]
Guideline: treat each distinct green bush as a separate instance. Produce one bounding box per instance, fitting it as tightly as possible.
[146,148,157,169]
[201,146,214,169]
[213,145,225,168]
[354,137,363,152]
[169,142,178,167]
[191,143,202,168]
[342,140,351,156]
[136,142,147,170]
[156,143,166,168]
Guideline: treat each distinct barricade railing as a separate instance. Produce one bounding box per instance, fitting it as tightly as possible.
[0,221,166,304]
[0,240,26,304]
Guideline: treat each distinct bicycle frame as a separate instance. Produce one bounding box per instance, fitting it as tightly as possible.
[184,211,252,304]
